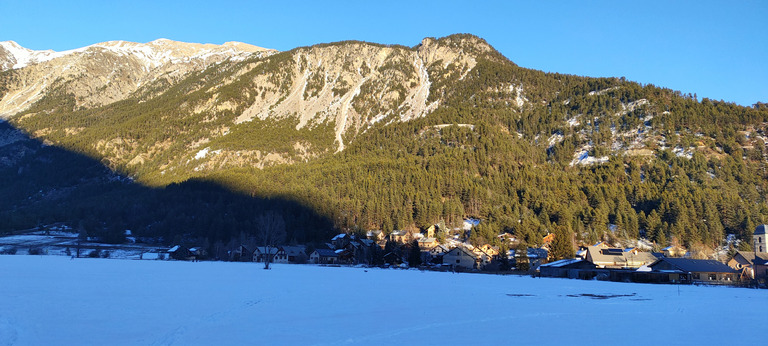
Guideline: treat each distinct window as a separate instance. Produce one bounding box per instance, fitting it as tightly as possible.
[456,259,460,264]
[708,273,717,280]
[692,273,700,280]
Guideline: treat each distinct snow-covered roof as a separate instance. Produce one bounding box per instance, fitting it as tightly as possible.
[540,258,582,268]
[332,233,348,241]
[168,245,180,252]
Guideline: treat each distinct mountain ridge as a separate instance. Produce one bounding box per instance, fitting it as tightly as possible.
[1,34,766,254]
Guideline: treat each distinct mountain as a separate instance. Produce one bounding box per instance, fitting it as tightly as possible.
[0,39,275,117]
[1,34,766,255]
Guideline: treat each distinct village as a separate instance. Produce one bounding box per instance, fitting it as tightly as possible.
[2,219,766,288]
[155,222,768,289]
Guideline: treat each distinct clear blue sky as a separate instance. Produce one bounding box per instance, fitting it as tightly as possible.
[1,0,766,106]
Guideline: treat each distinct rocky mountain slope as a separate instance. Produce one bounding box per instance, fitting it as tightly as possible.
[0,39,275,117]
[1,34,766,253]
[1,35,497,181]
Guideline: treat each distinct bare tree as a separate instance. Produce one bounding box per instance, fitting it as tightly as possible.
[256,211,286,269]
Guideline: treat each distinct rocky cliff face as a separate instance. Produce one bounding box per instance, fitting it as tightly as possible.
[0,39,275,117]
[0,35,497,178]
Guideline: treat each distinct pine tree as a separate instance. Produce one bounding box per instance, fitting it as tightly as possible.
[550,225,575,261]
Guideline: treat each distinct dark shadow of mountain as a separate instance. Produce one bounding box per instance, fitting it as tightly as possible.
[0,120,335,250]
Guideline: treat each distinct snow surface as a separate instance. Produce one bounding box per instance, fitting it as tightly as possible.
[0,255,764,345]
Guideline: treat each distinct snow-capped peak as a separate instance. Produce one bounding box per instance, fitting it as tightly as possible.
[0,39,275,71]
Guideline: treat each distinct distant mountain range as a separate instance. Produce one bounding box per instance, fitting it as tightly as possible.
[1,34,766,254]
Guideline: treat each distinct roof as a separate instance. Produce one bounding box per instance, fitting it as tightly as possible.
[755,224,768,235]
[418,237,436,243]
[281,246,306,256]
[254,246,278,255]
[447,246,478,259]
[733,251,768,263]
[540,258,586,268]
[430,245,449,253]
[586,246,657,268]
[168,245,180,252]
[527,248,548,259]
[651,258,737,273]
[313,248,339,257]
[332,233,348,241]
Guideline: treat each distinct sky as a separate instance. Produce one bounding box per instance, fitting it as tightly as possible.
[1,0,765,106]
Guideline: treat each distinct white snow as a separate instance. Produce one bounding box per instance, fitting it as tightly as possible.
[0,39,265,72]
[194,147,210,160]
[0,255,764,345]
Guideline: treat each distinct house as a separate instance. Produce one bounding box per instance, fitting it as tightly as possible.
[230,245,251,262]
[366,230,384,242]
[662,245,687,258]
[188,247,207,260]
[389,230,409,244]
[476,244,499,258]
[542,233,555,245]
[331,233,351,250]
[426,244,449,264]
[525,247,550,270]
[754,257,768,285]
[272,246,308,264]
[417,237,438,250]
[167,245,194,261]
[443,246,480,270]
[539,259,597,279]
[727,251,768,279]
[253,246,279,263]
[497,233,518,246]
[649,257,738,284]
[585,246,657,269]
[383,251,403,266]
[424,225,436,239]
[310,248,339,264]
[754,224,767,253]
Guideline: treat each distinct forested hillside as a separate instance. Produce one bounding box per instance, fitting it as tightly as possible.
[1,34,766,254]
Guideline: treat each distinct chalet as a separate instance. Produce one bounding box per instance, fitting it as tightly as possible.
[279,245,308,264]
[229,245,251,262]
[426,244,449,264]
[310,249,339,264]
[476,244,499,258]
[443,246,480,270]
[585,246,657,269]
[727,251,768,280]
[253,246,279,263]
[542,233,555,245]
[497,233,517,246]
[662,245,687,258]
[389,230,409,244]
[366,230,384,242]
[383,251,403,266]
[754,257,768,284]
[331,233,351,249]
[649,258,738,284]
[539,259,597,279]
[525,247,549,270]
[417,237,438,250]
[167,245,192,261]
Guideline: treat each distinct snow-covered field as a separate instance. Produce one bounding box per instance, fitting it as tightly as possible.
[1,256,764,345]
